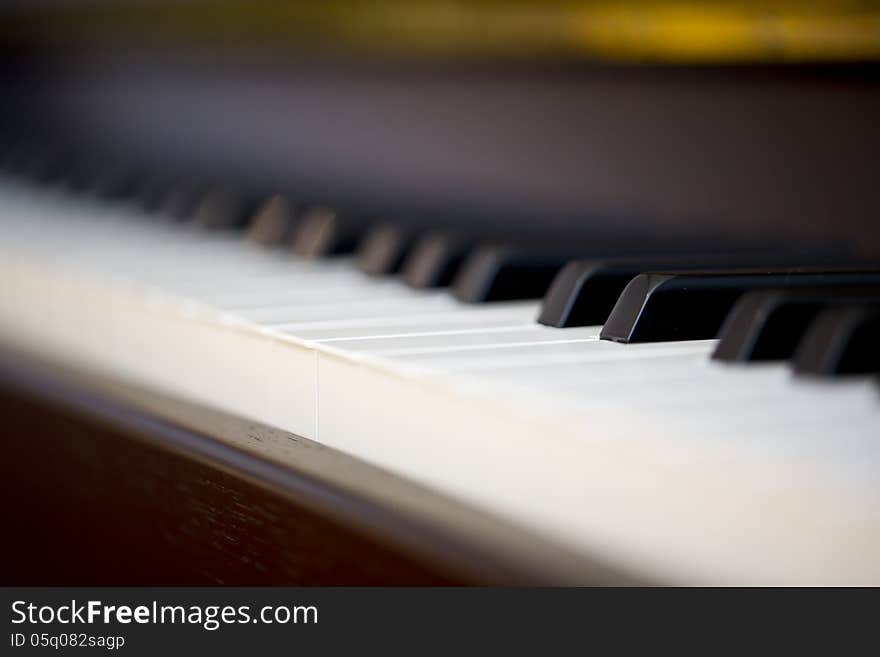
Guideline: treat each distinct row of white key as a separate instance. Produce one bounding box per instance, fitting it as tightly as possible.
[3,180,880,583]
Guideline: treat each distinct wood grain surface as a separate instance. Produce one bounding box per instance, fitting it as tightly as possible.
[0,383,465,585]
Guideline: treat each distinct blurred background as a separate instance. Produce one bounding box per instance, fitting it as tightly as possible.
[1,0,879,250]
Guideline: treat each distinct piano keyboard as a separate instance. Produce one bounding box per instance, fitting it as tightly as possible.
[2,176,880,585]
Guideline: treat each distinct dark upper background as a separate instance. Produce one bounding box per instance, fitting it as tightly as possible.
[1,1,879,250]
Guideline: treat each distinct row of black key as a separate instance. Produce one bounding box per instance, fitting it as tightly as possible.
[4,147,878,379]
[243,194,879,381]
[713,288,880,375]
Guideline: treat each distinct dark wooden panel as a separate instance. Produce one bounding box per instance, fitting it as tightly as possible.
[6,59,880,251]
[0,384,464,585]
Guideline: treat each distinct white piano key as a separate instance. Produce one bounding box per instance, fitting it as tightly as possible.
[5,182,880,585]
[250,294,461,326]
[292,302,540,340]
[391,337,713,371]
[323,325,598,354]
[195,276,403,308]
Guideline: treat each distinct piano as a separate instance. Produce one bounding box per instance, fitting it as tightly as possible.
[2,1,880,585]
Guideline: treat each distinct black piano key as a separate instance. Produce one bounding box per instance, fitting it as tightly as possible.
[452,247,579,303]
[713,287,880,362]
[9,144,73,186]
[190,188,257,229]
[89,169,142,200]
[62,157,108,194]
[6,145,78,189]
[4,145,39,179]
[57,154,140,200]
[538,252,858,329]
[134,176,174,213]
[245,194,296,246]
[156,181,205,221]
[0,145,15,175]
[356,224,418,275]
[2,140,35,178]
[600,269,880,344]
[291,206,364,258]
[792,306,880,376]
[400,233,473,288]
